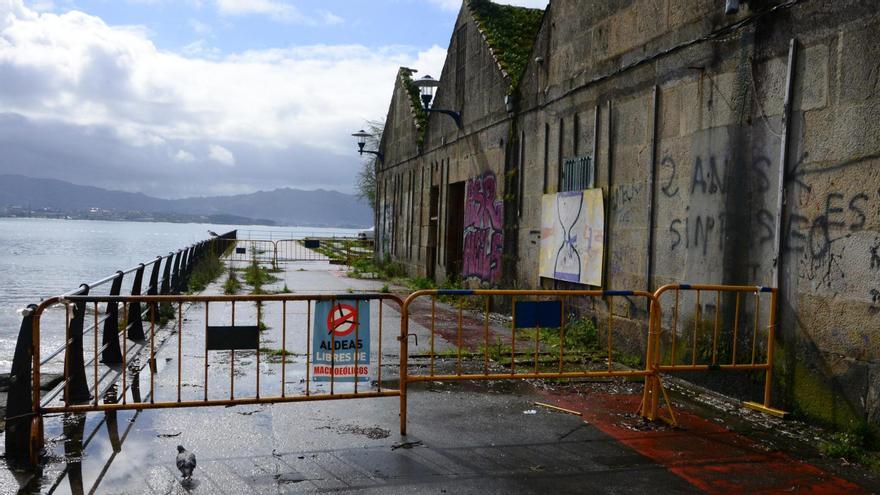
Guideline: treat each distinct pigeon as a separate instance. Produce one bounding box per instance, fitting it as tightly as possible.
[207,230,219,237]
[176,445,197,480]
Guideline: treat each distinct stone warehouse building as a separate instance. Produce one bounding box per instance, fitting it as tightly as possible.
[375,0,880,429]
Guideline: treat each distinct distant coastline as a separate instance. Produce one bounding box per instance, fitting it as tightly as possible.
[0,174,374,229]
[0,211,369,229]
[0,207,277,227]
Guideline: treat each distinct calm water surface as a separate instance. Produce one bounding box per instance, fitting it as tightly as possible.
[0,218,358,373]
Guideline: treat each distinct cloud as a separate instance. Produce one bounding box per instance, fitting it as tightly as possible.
[188,18,211,35]
[180,38,221,58]
[317,10,343,26]
[27,1,55,12]
[213,0,343,25]
[215,0,291,16]
[427,0,548,11]
[208,144,235,166]
[173,149,195,162]
[0,1,446,197]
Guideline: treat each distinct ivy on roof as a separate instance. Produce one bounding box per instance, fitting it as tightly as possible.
[399,68,428,146]
[467,0,544,94]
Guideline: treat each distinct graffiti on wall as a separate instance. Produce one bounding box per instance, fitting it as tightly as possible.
[539,189,604,286]
[660,141,880,298]
[462,172,504,283]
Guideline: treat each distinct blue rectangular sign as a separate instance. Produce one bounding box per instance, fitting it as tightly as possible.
[514,300,562,329]
[311,299,370,382]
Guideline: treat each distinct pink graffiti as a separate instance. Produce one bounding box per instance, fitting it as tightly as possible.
[462,172,503,283]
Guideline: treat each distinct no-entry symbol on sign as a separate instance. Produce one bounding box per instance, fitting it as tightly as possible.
[327,303,358,337]
[311,299,370,382]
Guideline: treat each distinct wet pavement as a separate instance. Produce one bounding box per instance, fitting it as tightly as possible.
[1,257,878,493]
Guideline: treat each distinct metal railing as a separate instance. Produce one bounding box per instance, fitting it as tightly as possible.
[219,238,374,265]
[4,230,237,465]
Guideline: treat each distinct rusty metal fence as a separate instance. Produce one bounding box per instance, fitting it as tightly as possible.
[12,292,401,465]
[398,289,674,434]
[651,284,784,417]
[7,276,785,467]
[219,238,374,265]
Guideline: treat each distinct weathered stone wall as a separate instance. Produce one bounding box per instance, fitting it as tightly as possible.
[380,5,515,285]
[378,0,880,429]
[377,70,422,261]
[513,0,880,428]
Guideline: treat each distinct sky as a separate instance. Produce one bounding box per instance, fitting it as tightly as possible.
[0,0,547,198]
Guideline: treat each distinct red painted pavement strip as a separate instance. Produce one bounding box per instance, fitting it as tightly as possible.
[540,390,870,494]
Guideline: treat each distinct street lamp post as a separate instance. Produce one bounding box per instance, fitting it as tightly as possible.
[351,129,382,262]
[351,129,384,164]
[412,75,462,129]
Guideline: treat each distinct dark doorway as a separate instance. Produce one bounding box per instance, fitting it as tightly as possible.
[427,185,439,280]
[445,181,465,277]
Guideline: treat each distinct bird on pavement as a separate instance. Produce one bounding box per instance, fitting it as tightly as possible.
[176,445,197,480]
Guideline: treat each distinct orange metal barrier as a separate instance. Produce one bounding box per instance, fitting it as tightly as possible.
[398,289,675,434]
[13,282,785,466]
[23,292,402,465]
[651,284,786,417]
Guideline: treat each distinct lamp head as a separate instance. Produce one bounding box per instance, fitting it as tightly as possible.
[351,129,371,153]
[413,74,439,109]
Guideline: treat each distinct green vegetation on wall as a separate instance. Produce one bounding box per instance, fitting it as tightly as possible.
[400,68,428,146]
[467,0,544,93]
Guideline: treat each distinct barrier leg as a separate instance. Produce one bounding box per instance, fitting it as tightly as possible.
[744,290,788,418]
[640,301,662,421]
[399,311,408,436]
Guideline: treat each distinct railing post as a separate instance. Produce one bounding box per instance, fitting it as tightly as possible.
[101,271,124,364]
[179,248,190,291]
[160,253,173,295]
[126,265,145,341]
[66,285,92,403]
[5,304,38,465]
[147,256,161,321]
[170,250,182,294]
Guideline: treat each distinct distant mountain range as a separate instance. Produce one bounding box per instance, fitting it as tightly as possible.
[0,175,373,228]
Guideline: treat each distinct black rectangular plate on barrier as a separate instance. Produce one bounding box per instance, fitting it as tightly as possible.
[515,300,562,329]
[206,326,260,351]
[235,247,246,254]
[304,239,320,249]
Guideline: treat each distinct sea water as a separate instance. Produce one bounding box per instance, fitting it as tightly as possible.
[0,218,357,373]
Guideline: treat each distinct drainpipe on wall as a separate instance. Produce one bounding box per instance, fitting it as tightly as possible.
[773,39,797,292]
[646,85,659,293]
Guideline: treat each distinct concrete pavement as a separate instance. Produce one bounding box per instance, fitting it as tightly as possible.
[1,257,877,494]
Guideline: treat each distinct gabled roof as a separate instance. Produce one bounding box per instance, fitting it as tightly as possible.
[378,67,428,157]
[466,0,545,93]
